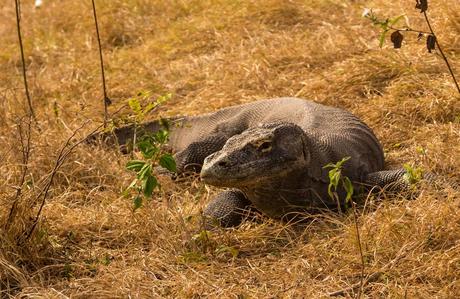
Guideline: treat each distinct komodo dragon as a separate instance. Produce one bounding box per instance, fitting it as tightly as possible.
[96,97,427,227]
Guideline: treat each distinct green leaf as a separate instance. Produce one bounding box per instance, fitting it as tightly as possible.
[336,156,350,168]
[137,139,153,152]
[379,30,389,48]
[323,162,336,169]
[327,185,334,200]
[143,149,157,159]
[156,93,172,105]
[159,154,177,172]
[138,134,155,145]
[155,129,169,144]
[128,97,142,115]
[126,160,145,172]
[328,169,340,188]
[388,15,405,26]
[133,196,143,210]
[324,157,351,200]
[323,157,350,170]
[343,177,354,202]
[122,188,131,198]
[143,102,157,114]
[127,178,138,190]
[143,175,158,197]
[137,163,152,180]
[403,163,423,184]
[137,140,157,159]
[379,19,389,30]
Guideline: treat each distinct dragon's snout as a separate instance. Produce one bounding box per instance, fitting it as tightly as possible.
[200,152,240,186]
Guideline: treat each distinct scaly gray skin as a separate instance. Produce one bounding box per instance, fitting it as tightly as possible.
[94,97,426,227]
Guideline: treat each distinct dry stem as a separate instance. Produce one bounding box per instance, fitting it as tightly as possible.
[5,116,32,230]
[91,0,110,127]
[422,11,460,94]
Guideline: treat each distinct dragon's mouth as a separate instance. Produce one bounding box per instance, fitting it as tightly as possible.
[200,171,248,187]
[200,158,295,187]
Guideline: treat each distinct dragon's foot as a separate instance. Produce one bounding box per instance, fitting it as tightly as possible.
[203,189,254,228]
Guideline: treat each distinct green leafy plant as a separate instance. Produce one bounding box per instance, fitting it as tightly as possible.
[323,156,354,209]
[363,1,459,94]
[324,157,365,297]
[127,91,171,123]
[124,92,176,210]
[363,10,406,48]
[403,163,423,185]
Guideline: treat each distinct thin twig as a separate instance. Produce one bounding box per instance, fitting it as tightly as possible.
[7,0,37,230]
[5,116,32,229]
[14,0,38,123]
[367,9,459,94]
[351,200,365,298]
[422,11,460,94]
[329,242,421,297]
[91,0,110,127]
[387,25,431,35]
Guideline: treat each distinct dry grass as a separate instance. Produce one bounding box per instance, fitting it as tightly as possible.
[1,0,459,297]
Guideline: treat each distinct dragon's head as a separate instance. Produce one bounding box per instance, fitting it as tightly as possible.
[200,122,310,187]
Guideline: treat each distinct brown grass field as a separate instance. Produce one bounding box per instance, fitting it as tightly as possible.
[1,0,459,297]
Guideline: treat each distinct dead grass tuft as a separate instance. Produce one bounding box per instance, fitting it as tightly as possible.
[1,0,459,297]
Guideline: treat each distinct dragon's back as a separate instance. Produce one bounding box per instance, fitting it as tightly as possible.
[170,97,384,176]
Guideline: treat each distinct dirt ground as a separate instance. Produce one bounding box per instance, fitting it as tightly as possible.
[1,0,459,297]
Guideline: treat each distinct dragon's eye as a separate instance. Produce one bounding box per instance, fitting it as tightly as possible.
[257,141,272,152]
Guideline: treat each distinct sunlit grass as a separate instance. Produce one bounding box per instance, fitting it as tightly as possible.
[0,0,459,297]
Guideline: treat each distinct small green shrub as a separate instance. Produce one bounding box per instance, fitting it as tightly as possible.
[123,92,176,210]
[324,156,354,209]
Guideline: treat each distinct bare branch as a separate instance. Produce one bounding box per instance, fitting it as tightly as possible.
[351,201,365,298]
[14,0,38,123]
[5,116,32,230]
[387,25,431,35]
[422,11,460,94]
[91,0,111,127]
